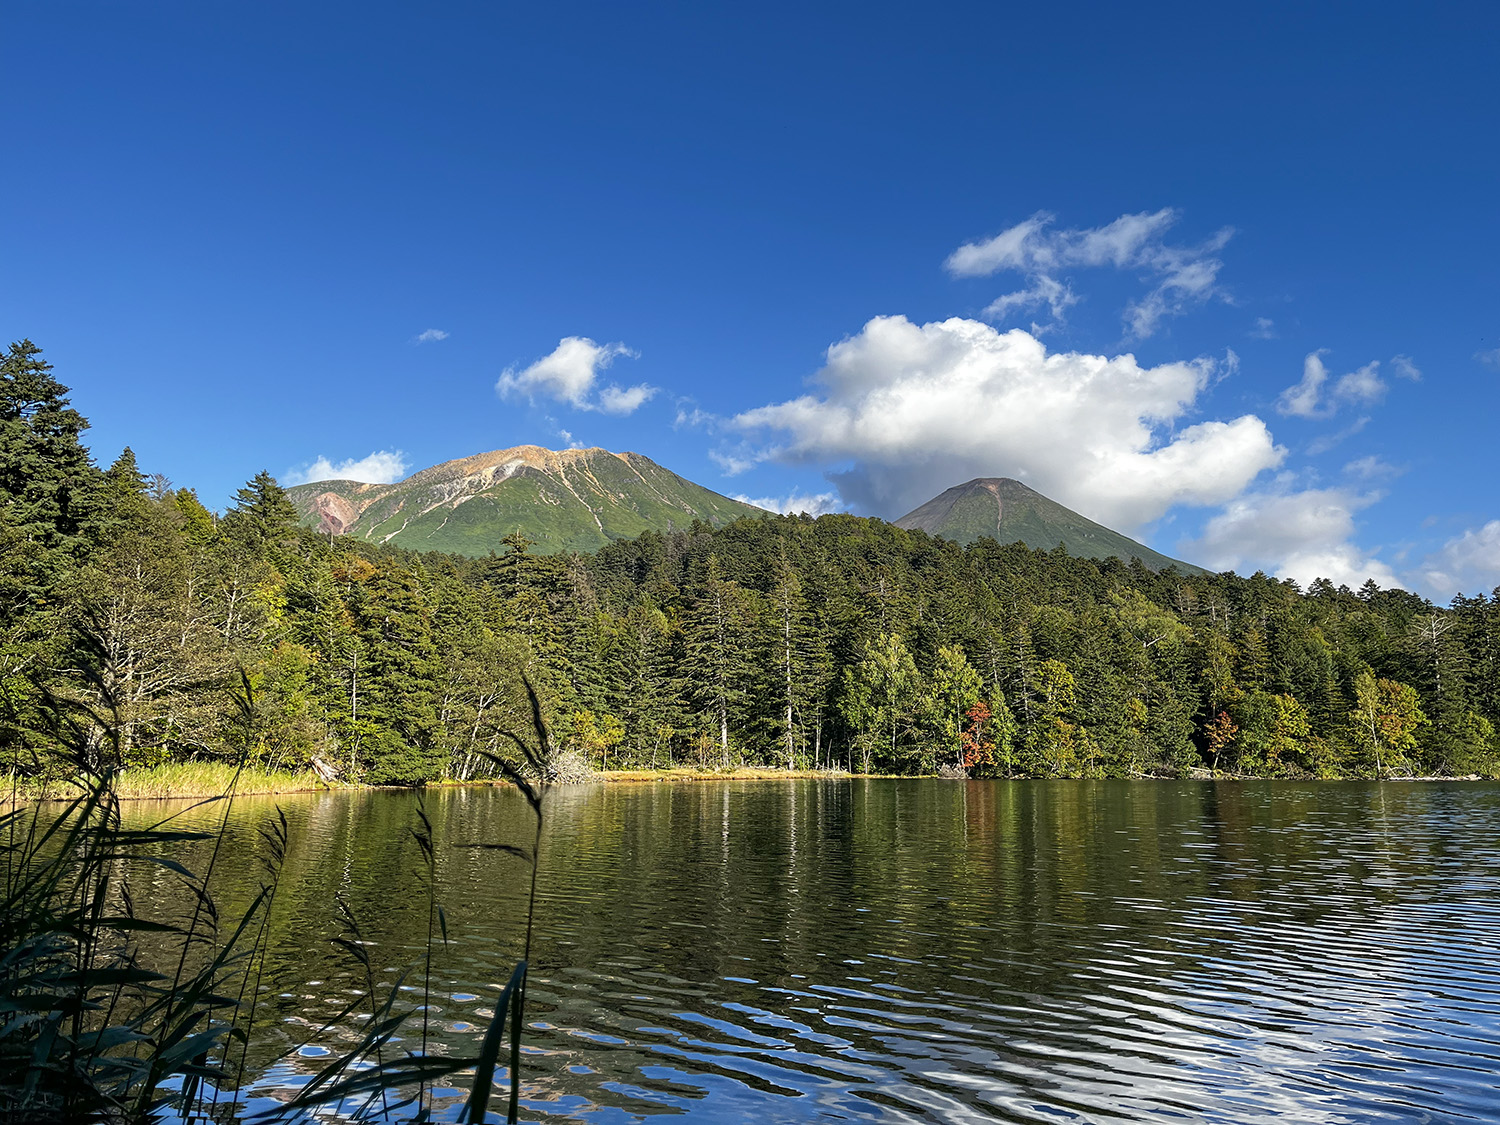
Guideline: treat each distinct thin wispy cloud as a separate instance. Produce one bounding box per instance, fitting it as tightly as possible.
[1277,351,1391,419]
[1343,455,1401,482]
[710,449,757,476]
[1249,317,1277,339]
[496,336,656,415]
[674,406,718,430]
[414,328,449,343]
[1390,354,1421,381]
[1476,347,1500,370]
[286,449,409,486]
[1306,416,1370,456]
[944,209,1234,337]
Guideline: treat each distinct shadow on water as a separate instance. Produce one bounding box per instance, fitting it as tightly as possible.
[124,780,1500,1123]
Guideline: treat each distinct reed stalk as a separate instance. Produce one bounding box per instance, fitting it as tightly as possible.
[2,671,555,1123]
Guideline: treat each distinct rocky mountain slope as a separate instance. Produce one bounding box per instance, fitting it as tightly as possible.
[894,477,1204,574]
[287,445,766,556]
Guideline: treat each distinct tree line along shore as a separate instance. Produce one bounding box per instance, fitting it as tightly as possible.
[5,338,1500,792]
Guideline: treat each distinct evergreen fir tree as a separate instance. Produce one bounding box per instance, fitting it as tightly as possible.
[222,470,299,546]
[682,556,751,765]
[0,340,100,569]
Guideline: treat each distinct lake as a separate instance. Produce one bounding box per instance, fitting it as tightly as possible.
[130,779,1500,1122]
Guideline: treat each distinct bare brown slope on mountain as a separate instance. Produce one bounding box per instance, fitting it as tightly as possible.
[287,445,766,556]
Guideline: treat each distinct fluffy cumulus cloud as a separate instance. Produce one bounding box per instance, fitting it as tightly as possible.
[1183,485,1400,589]
[944,209,1233,337]
[728,315,1283,530]
[732,491,844,517]
[286,450,409,486]
[496,336,655,415]
[1417,521,1500,597]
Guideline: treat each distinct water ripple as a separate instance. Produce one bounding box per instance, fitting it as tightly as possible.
[130,779,1500,1122]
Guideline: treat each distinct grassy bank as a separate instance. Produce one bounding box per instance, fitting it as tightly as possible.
[7,765,858,802]
[16,764,1483,803]
[8,762,327,802]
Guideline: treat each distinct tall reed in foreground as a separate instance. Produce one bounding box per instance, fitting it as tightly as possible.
[0,678,290,1123]
[2,670,554,1123]
[257,679,553,1124]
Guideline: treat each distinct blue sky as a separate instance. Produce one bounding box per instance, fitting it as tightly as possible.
[5,2,1498,597]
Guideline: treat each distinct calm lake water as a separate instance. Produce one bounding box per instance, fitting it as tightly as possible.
[130,780,1500,1123]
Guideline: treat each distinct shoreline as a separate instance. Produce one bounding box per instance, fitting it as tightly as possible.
[8,765,1491,804]
[596,766,854,784]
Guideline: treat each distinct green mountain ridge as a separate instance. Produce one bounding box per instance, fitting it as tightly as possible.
[287,445,767,556]
[894,477,1205,574]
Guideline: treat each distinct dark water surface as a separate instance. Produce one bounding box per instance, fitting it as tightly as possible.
[131,780,1500,1122]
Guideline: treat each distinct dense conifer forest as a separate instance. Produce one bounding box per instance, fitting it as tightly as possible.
[6,339,1499,785]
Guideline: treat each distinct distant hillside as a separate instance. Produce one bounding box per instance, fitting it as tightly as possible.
[894,477,1204,574]
[287,445,766,556]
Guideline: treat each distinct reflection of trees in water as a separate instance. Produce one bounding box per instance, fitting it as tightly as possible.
[118,781,1500,1122]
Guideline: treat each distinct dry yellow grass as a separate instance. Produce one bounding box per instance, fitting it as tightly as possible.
[7,763,326,803]
[3,763,868,803]
[117,763,325,799]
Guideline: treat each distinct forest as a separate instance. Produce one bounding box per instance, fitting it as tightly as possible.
[5,338,1500,786]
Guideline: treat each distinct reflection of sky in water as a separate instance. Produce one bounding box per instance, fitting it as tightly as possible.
[134,781,1500,1122]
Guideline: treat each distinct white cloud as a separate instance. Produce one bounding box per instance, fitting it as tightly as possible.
[981,275,1078,324]
[286,450,409,486]
[1277,353,1328,418]
[1390,354,1421,380]
[1249,317,1277,339]
[945,212,1062,276]
[1305,415,1370,456]
[945,209,1233,337]
[1344,455,1400,481]
[496,336,653,414]
[729,315,1283,530]
[732,491,844,517]
[1125,250,1231,339]
[1184,484,1400,589]
[710,449,757,476]
[1276,351,1388,419]
[596,383,656,415]
[415,328,449,343]
[1418,521,1500,597]
[1334,362,1385,405]
[1477,347,1500,370]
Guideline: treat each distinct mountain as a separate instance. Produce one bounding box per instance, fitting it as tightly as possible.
[287,445,767,556]
[894,478,1204,574]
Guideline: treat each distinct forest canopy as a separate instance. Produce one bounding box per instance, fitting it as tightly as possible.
[4,339,1498,785]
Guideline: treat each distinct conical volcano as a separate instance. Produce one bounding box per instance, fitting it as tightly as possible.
[894,477,1203,574]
